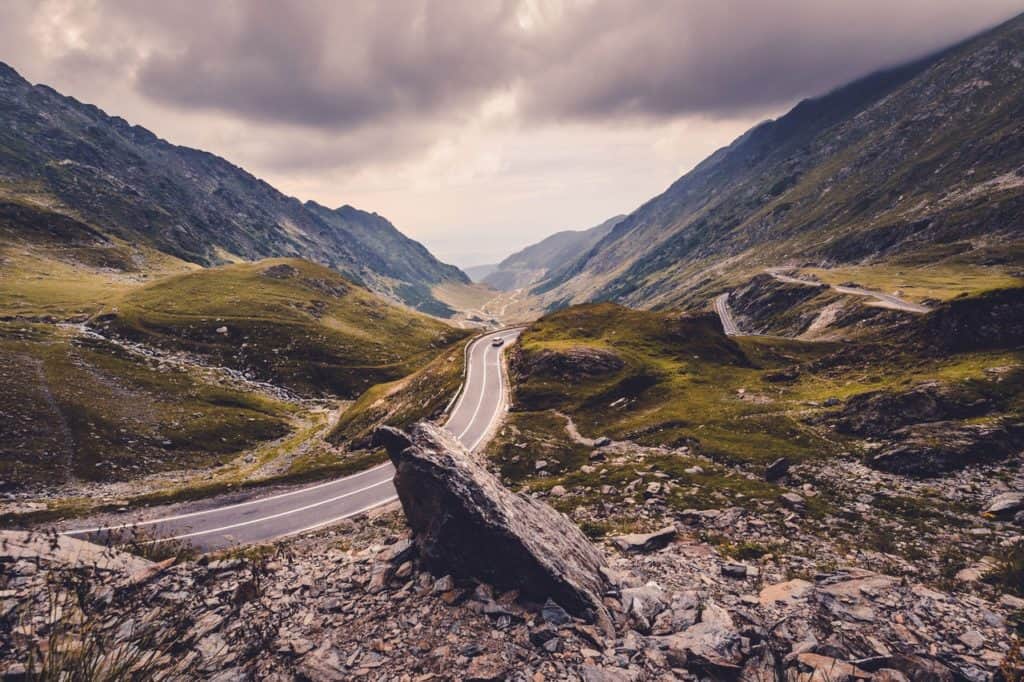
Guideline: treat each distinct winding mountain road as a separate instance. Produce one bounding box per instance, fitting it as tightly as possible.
[765,268,931,313]
[713,293,741,336]
[62,328,522,551]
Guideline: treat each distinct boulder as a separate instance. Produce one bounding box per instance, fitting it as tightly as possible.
[984,492,1024,518]
[0,530,153,576]
[375,423,610,627]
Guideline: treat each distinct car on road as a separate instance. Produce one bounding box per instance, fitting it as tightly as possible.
[491,337,505,347]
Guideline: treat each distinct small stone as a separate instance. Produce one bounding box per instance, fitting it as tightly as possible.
[721,563,747,579]
[780,492,806,512]
[759,579,812,606]
[959,630,984,649]
[542,598,572,626]
[549,485,568,497]
[984,492,1024,518]
[764,457,790,481]
[529,624,559,647]
[465,654,508,681]
[593,437,612,448]
[610,526,676,554]
[432,575,455,593]
[999,593,1024,609]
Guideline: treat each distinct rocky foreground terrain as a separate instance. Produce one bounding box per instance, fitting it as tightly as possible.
[2,425,1021,681]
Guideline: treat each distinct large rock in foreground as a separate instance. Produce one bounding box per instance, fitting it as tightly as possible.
[376,422,610,625]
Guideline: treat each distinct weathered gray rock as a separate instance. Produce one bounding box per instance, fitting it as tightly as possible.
[621,583,668,633]
[780,492,807,512]
[984,491,1024,518]
[376,423,610,626]
[610,526,677,553]
[662,601,744,673]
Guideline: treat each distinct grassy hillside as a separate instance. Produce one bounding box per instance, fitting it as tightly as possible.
[97,259,468,397]
[0,247,469,494]
[507,303,838,464]
[499,302,1022,474]
[0,322,291,487]
[0,198,196,319]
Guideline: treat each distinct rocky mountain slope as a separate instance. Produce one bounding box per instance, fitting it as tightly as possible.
[533,13,1024,312]
[0,62,466,317]
[483,215,625,291]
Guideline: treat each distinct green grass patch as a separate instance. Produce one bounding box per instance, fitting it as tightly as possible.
[96,258,468,397]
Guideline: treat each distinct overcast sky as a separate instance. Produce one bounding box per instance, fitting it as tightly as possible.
[1,1,1020,266]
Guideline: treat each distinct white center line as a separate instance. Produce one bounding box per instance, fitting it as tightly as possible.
[466,340,505,452]
[63,462,394,535]
[455,342,493,442]
[142,479,394,544]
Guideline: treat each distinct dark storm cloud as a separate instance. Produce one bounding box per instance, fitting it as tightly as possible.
[3,0,1021,146]
[108,0,1023,128]
[521,0,1024,120]
[131,0,527,128]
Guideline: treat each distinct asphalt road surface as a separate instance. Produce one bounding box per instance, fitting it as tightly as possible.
[713,293,741,336]
[63,328,521,551]
[765,267,930,313]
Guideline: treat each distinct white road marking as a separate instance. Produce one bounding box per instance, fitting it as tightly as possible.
[65,328,522,550]
[466,338,507,452]
[63,462,394,535]
[455,342,493,441]
[280,495,400,538]
[141,479,394,544]
[444,335,484,423]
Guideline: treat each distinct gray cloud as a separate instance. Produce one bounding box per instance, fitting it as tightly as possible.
[117,0,1024,127]
[131,0,527,129]
[521,0,1024,120]
[1,0,1021,170]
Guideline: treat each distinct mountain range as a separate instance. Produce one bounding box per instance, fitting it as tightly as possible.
[477,215,625,291]
[0,62,467,317]
[527,13,1024,312]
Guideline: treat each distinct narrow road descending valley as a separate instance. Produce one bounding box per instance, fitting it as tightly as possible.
[713,293,741,336]
[62,329,522,551]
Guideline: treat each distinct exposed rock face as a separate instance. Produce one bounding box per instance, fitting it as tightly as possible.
[919,287,1024,353]
[512,345,625,382]
[834,381,1004,438]
[375,422,610,625]
[984,491,1024,518]
[868,419,1024,476]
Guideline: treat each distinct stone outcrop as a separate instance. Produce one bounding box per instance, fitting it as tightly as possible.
[512,345,625,382]
[375,422,610,626]
[868,419,1024,476]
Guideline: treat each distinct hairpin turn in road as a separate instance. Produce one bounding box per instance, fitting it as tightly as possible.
[62,328,522,551]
